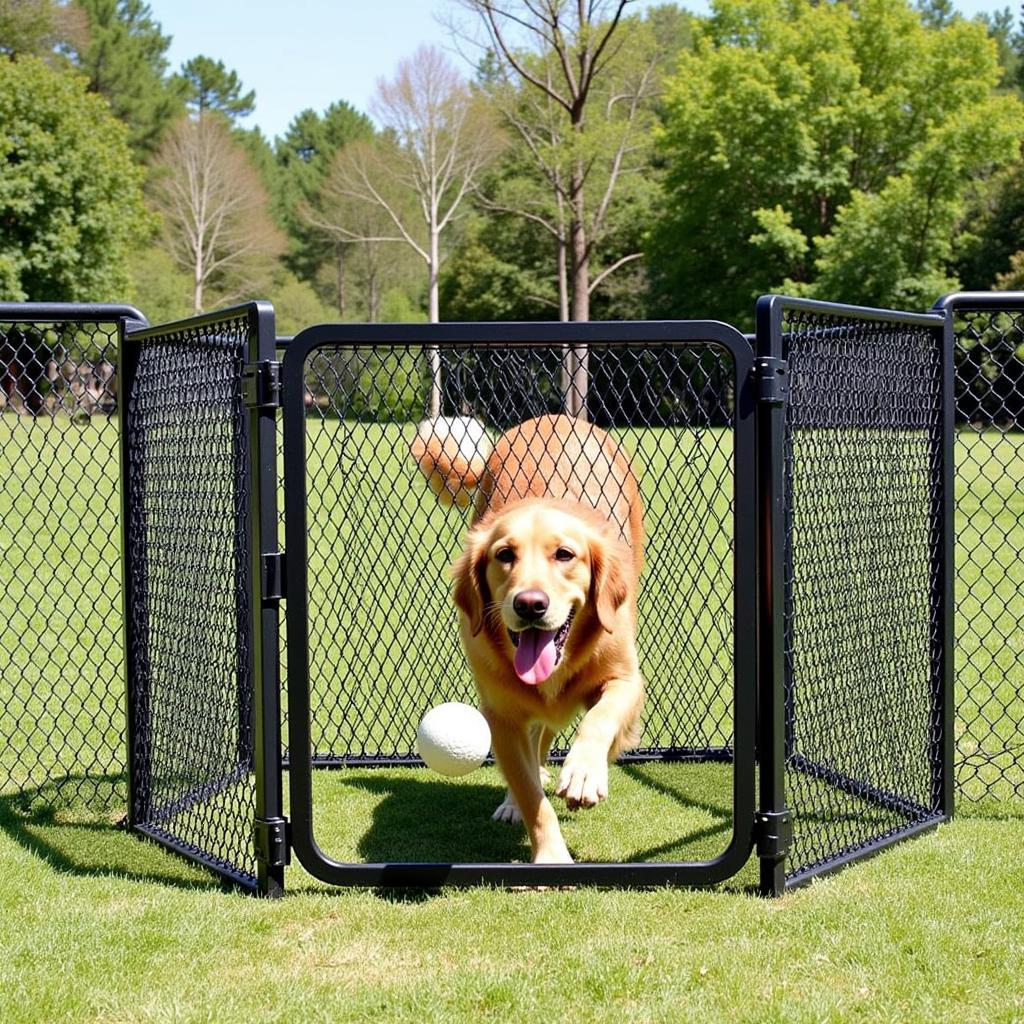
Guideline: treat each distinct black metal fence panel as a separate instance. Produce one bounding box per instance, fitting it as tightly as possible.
[281,322,758,887]
[0,304,143,811]
[758,298,951,888]
[936,293,1024,805]
[298,341,736,765]
[121,307,262,890]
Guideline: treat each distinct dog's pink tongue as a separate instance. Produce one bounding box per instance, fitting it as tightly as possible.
[513,629,559,685]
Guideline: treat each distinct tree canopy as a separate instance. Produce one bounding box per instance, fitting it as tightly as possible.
[649,0,1024,324]
[72,0,183,157]
[177,55,256,122]
[0,55,149,301]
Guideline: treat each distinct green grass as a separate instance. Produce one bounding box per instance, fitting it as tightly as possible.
[1,415,1023,1022]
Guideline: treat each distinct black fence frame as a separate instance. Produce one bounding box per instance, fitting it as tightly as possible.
[12,291,1015,899]
[281,319,759,889]
[755,296,954,893]
[119,302,286,896]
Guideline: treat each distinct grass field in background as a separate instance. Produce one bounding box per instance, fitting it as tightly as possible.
[1,414,1023,1022]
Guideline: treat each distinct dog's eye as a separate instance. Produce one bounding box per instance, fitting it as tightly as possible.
[554,547,575,562]
[495,547,516,565]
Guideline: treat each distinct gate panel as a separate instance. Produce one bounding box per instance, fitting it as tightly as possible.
[283,321,756,888]
[121,304,279,892]
[1,303,144,811]
[934,293,1024,807]
[757,297,952,890]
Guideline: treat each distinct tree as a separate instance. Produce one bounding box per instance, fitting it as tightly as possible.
[0,54,149,301]
[650,0,1024,325]
[306,137,423,322]
[315,46,504,413]
[275,101,375,313]
[454,0,657,324]
[149,114,284,312]
[72,0,182,157]
[177,55,255,122]
[0,0,87,59]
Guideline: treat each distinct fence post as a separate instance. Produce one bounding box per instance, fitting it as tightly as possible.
[246,301,288,898]
[754,296,792,897]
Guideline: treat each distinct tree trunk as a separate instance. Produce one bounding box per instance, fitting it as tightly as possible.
[336,243,346,316]
[194,245,204,314]
[566,170,590,419]
[557,235,569,322]
[427,226,442,417]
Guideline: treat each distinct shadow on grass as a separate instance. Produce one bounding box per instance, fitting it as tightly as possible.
[618,763,735,861]
[327,763,736,872]
[334,774,530,866]
[0,775,223,892]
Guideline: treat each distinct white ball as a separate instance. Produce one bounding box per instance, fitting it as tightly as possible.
[415,416,491,464]
[416,702,491,777]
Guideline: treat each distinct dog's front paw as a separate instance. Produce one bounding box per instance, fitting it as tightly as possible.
[492,791,522,824]
[533,840,573,864]
[556,744,609,810]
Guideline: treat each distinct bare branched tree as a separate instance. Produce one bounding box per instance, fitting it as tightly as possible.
[452,1,659,414]
[454,0,656,322]
[150,115,283,312]
[312,45,505,415]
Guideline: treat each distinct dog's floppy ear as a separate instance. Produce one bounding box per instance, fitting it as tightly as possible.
[589,529,631,634]
[452,526,491,636]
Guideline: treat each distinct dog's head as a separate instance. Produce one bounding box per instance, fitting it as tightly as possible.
[452,500,632,686]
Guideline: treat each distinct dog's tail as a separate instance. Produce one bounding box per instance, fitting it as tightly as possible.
[409,416,492,510]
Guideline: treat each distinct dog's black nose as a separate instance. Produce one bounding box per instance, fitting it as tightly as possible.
[513,589,549,621]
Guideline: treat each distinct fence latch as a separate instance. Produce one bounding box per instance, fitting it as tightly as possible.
[261,551,286,602]
[253,815,291,868]
[755,356,789,405]
[753,809,793,859]
[243,359,283,409]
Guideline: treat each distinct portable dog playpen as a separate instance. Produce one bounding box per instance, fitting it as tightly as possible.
[1,293,1020,897]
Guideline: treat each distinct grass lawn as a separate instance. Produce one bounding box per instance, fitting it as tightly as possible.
[1,412,1023,1022]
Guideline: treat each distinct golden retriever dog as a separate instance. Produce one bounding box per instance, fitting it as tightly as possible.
[411,414,644,864]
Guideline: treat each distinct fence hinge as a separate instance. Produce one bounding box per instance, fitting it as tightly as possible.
[753,809,793,859]
[755,356,789,405]
[253,815,291,868]
[261,551,286,602]
[243,359,283,409]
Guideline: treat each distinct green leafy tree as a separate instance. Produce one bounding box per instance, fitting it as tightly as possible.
[0,55,149,301]
[956,162,1024,288]
[72,0,182,157]
[650,0,1024,324]
[0,0,87,59]
[177,55,255,121]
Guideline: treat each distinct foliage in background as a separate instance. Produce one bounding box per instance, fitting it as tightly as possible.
[649,0,1024,325]
[71,0,183,158]
[176,54,255,122]
[0,0,87,60]
[148,113,284,312]
[4,0,1024,324]
[0,55,149,302]
[274,101,377,316]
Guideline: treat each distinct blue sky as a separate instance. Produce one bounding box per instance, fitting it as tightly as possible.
[156,0,1016,142]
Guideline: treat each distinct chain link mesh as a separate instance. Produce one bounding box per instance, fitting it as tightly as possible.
[780,309,946,882]
[123,313,258,888]
[295,341,738,769]
[1,315,126,810]
[950,306,1024,804]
